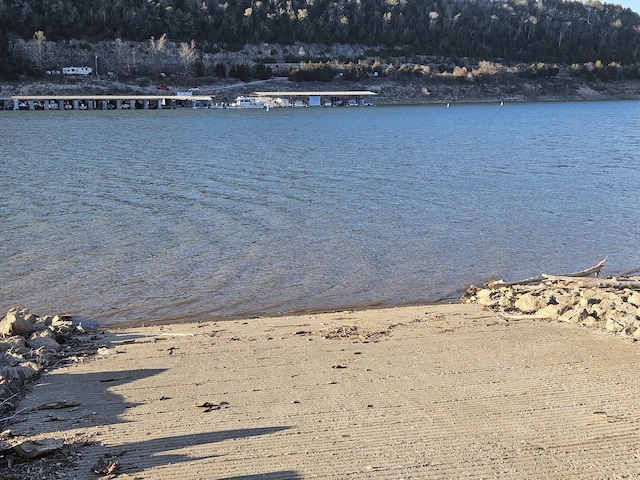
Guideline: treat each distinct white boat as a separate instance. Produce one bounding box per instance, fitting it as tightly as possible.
[275,98,291,108]
[227,96,265,109]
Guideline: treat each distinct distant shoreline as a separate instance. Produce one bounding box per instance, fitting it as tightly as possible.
[3,75,640,107]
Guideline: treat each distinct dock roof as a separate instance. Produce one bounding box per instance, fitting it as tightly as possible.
[9,95,213,101]
[254,91,376,97]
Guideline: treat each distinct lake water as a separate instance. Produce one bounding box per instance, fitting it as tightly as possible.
[1,101,639,326]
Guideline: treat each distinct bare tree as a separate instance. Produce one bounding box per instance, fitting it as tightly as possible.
[31,30,47,72]
[149,33,168,74]
[178,40,198,76]
[114,38,124,75]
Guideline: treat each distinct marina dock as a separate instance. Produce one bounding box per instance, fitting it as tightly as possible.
[252,90,376,107]
[1,90,376,111]
[1,94,214,110]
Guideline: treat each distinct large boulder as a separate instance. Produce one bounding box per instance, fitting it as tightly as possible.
[535,303,566,320]
[559,307,589,324]
[475,288,496,306]
[26,335,61,352]
[0,335,26,352]
[514,292,543,313]
[0,364,40,396]
[12,438,64,459]
[0,308,37,337]
[590,300,616,320]
[605,318,625,333]
[626,290,640,307]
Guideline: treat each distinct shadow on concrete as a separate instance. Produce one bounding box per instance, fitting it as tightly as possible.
[219,472,303,480]
[12,368,165,434]
[93,426,294,477]
[5,363,297,478]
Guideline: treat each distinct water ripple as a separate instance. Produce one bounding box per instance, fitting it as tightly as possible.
[1,102,640,324]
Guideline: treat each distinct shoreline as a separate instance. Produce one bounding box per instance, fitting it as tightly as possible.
[107,296,462,329]
[2,261,640,477]
[3,75,640,107]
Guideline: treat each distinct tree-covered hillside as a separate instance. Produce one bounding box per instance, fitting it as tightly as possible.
[1,0,639,62]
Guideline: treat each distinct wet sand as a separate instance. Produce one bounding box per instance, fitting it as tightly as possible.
[6,303,640,479]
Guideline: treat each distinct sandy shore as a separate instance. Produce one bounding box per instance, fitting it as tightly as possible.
[2,303,639,479]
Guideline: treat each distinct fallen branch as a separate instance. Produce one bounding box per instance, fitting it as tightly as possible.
[0,407,32,425]
[0,392,20,408]
[485,258,607,288]
[499,312,553,321]
[541,274,640,289]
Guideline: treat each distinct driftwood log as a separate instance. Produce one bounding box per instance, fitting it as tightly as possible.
[542,274,640,289]
[485,258,607,288]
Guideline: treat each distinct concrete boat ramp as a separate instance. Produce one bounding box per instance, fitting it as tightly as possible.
[3,304,640,479]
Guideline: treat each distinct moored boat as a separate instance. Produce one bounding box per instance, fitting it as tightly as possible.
[227,96,265,109]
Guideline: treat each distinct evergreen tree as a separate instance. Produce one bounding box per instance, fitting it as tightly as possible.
[1,0,639,69]
[0,29,15,80]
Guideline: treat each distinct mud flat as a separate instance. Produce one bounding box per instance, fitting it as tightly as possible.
[1,302,639,479]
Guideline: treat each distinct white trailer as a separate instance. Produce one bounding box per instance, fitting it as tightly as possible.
[62,66,93,76]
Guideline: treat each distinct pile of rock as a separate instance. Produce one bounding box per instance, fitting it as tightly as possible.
[0,307,91,417]
[462,270,640,339]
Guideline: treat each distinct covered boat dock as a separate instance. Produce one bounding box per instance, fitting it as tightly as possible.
[2,94,214,111]
[253,90,376,107]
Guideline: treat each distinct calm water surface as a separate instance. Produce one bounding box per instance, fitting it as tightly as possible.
[1,101,639,325]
